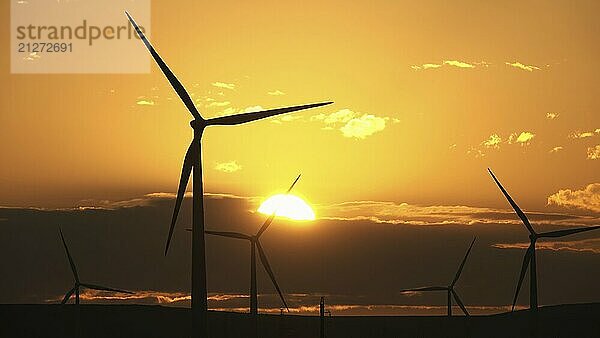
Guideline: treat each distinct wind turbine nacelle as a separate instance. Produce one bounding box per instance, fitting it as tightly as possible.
[190,119,206,130]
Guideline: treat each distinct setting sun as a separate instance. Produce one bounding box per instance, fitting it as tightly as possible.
[257,194,316,221]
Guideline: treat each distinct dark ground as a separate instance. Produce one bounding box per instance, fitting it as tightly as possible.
[1,303,598,338]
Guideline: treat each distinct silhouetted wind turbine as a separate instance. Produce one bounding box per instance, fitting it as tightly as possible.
[487,168,600,312]
[205,174,301,316]
[59,228,132,304]
[400,238,476,316]
[125,12,332,337]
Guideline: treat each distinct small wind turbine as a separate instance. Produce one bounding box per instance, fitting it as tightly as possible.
[125,12,332,337]
[205,174,301,315]
[59,228,132,304]
[487,168,600,312]
[400,238,476,316]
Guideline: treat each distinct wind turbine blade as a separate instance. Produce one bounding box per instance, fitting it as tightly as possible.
[451,289,469,316]
[285,174,301,194]
[399,286,448,292]
[125,11,201,120]
[165,141,198,256]
[256,175,302,238]
[59,228,79,282]
[451,237,476,287]
[206,102,333,126]
[538,226,600,238]
[61,287,76,304]
[81,283,133,294]
[205,230,252,240]
[512,242,534,311]
[487,168,536,235]
[256,241,288,311]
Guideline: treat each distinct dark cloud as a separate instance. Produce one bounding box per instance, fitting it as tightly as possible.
[1,194,599,315]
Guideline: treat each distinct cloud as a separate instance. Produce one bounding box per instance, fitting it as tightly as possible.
[214,161,243,173]
[570,130,597,139]
[493,238,600,254]
[136,99,155,106]
[271,114,303,124]
[547,183,600,212]
[587,145,600,160]
[411,60,478,70]
[239,106,263,113]
[340,115,387,139]
[206,101,231,108]
[46,288,520,315]
[23,52,40,61]
[443,60,475,68]
[546,112,560,120]
[311,109,389,139]
[315,200,594,227]
[211,82,235,90]
[212,106,265,118]
[505,61,540,71]
[466,146,485,158]
[549,146,563,153]
[508,131,535,145]
[482,134,502,149]
[410,63,443,70]
[267,90,285,96]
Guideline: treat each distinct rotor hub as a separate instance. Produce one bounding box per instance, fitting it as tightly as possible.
[190,119,206,130]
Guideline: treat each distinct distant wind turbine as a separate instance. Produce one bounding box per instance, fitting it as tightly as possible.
[205,174,301,316]
[488,168,600,312]
[59,228,132,304]
[400,238,476,316]
[125,11,332,337]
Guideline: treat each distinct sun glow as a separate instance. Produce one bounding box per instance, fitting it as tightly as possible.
[257,194,316,221]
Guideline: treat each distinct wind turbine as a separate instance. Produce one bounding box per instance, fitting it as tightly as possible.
[59,228,132,304]
[487,168,600,312]
[125,12,332,337]
[400,238,476,316]
[205,174,301,316]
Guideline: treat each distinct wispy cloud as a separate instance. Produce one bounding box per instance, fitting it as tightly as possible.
[508,131,535,145]
[410,63,443,70]
[23,52,40,61]
[505,61,541,71]
[206,101,231,108]
[549,146,563,153]
[271,114,304,124]
[214,161,243,173]
[546,112,560,120]
[212,82,235,90]
[46,289,522,315]
[267,90,285,96]
[136,99,155,106]
[587,145,600,160]
[482,134,502,149]
[443,60,475,68]
[311,109,389,139]
[569,129,598,139]
[410,60,477,70]
[493,238,600,254]
[548,183,600,213]
[315,200,595,227]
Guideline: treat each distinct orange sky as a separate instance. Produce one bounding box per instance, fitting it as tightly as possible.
[1,0,599,213]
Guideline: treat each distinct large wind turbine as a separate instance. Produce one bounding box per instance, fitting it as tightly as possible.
[125,12,332,337]
[400,238,476,316]
[488,168,600,312]
[205,174,301,317]
[59,228,132,304]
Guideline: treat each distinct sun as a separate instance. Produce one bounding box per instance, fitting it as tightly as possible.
[257,194,316,221]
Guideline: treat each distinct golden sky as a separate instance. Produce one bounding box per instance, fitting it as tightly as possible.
[1,0,599,213]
